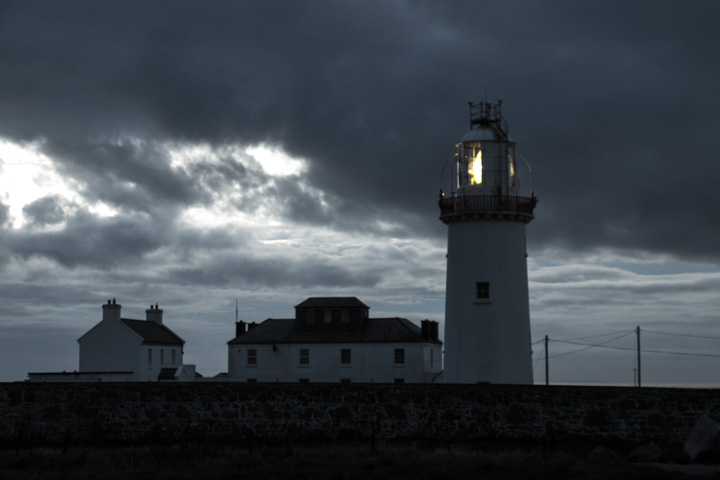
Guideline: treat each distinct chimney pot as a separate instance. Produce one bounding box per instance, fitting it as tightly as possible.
[102,299,122,322]
[146,304,164,324]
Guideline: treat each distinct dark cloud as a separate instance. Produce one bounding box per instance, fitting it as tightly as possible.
[5,1,706,261]
[0,201,8,227]
[43,139,200,214]
[168,253,383,289]
[22,195,65,226]
[0,1,720,383]
[9,209,169,268]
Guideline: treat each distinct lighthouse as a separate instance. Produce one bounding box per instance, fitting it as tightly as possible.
[439,100,537,384]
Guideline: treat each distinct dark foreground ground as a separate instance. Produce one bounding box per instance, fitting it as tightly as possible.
[0,441,715,480]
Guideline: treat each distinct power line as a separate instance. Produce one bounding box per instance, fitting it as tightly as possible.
[533,343,545,371]
[549,337,720,359]
[643,329,720,341]
[532,330,631,345]
[545,331,634,360]
[556,329,634,342]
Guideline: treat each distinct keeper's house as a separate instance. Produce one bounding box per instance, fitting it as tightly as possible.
[28,299,196,382]
[227,297,442,383]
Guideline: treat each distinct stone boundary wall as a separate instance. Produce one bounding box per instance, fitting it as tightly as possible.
[1,382,718,446]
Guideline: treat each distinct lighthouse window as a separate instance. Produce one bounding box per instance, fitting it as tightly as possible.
[476,282,490,300]
[469,148,483,185]
[509,152,517,186]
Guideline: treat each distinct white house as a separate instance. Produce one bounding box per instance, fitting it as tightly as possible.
[78,299,192,381]
[227,297,442,383]
[29,299,194,382]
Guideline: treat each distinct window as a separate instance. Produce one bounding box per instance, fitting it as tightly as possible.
[299,349,309,365]
[394,348,405,364]
[160,349,164,366]
[147,348,152,366]
[341,349,351,365]
[247,349,257,365]
[476,281,490,300]
[172,349,176,366]
[430,349,434,368]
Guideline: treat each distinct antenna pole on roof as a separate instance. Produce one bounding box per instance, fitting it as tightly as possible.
[235,299,238,323]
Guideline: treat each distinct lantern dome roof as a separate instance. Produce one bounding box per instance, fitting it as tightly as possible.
[459,127,512,143]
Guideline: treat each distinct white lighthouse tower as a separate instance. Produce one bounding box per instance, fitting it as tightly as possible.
[439,100,537,384]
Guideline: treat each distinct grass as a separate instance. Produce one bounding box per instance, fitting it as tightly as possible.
[0,441,711,480]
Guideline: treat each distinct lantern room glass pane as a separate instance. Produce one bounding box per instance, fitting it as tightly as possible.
[457,142,483,188]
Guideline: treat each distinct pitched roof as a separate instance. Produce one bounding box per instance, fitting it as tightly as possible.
[121,319,185,345]
[294,297,369,309]
[228,317,441,345]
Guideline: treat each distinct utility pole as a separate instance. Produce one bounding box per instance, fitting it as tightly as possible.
[635,326,641,388]
[545,334,549,386]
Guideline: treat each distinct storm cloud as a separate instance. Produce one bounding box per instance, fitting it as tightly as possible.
[0,0,719,383]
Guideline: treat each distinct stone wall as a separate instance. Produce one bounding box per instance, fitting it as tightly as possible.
[1,382,718,446]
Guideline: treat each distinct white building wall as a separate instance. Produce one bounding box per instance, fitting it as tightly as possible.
[137,345,183,381]
[28,371,135,382]
[78,319,141,374]
[228,342,441,383]
[443,219,533,384]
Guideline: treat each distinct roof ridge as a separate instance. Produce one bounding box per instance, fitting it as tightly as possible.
[391,317,426,342]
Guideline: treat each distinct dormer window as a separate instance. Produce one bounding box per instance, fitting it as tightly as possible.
[293,297,370,331]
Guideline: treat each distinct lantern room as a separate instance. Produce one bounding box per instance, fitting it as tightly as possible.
[455,100,518,197]
[439,100,537,223]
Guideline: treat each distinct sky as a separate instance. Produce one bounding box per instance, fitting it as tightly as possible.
[1,0,719,386]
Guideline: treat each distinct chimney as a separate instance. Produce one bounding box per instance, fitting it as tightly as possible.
[421,320,431,340]
[431,321,439,342]
[247,321,259,331]
[146,303,164,324]
[235,320,247,337]
[102,298,122,322]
